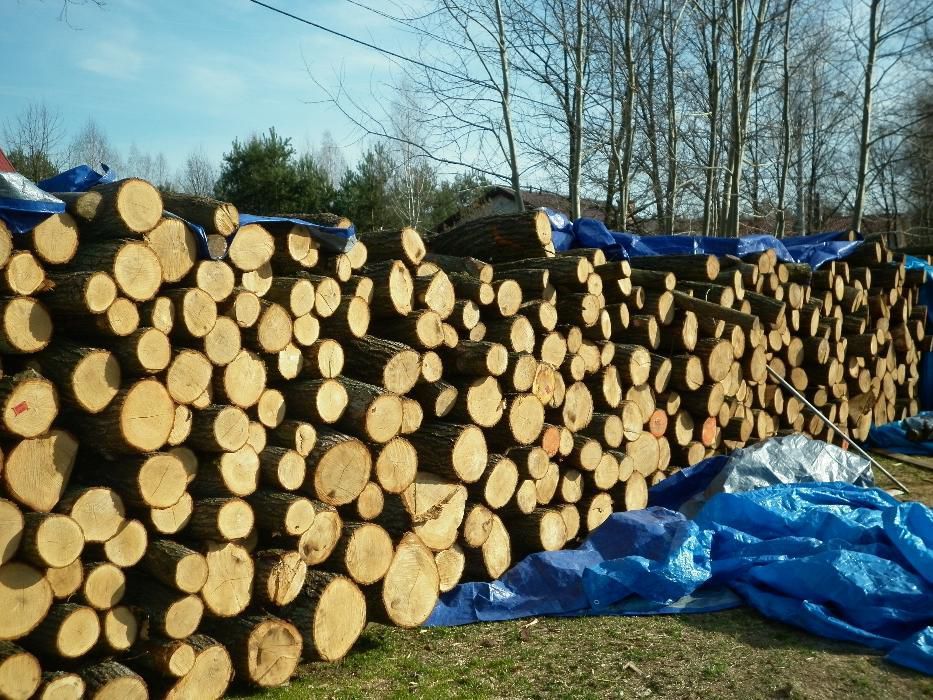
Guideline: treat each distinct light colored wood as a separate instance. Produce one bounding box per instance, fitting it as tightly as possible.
[305,428,371,506]
[2,429,78,512]
[162,634,233,700]
[36,671,84,700]
[79,661,146,700]
[201,541,254,617]
[19,513,83,568]
[0,296,52,354]
[0,642,40,700]
[373,532,439,628]
[82,562,125,610]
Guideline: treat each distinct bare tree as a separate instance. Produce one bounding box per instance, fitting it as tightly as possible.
[312,131,348,189]
[774,0,794,237]
[66,118,120,170]
[386,85,440,229]
[2,101,64,181]
[180,148,217,197]
[850,0,932,232]
[312,0,526,208]
[508,0,595,219]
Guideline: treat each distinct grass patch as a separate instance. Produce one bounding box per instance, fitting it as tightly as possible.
[236,458,933,699]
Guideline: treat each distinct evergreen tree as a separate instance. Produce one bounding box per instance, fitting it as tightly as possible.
[335,143,398,230]
[216,128,298,214]
[294,153,337,214]
[6,147,57,182]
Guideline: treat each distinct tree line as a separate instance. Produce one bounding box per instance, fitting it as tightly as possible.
[1,107,489,233]
[5,0,932,238]
[320,0,933,238]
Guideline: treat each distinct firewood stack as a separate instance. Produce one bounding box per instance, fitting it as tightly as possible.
[0,178,925,698]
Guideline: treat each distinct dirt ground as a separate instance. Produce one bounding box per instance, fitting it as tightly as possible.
[237,457,933,700]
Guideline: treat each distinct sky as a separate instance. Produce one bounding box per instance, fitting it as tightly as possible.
[0,0,424,175]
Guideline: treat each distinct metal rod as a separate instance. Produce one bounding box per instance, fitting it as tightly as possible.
[766,366,910,493]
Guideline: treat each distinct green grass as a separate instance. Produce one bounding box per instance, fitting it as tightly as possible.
[235,457,933,700]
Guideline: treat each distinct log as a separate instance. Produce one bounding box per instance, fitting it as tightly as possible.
[0,642,40,700]
[139,539,208,594]
[0,296,52,354]
[435,544,466,592]
[0,370,57,438]
[99,604,138,652]
[25,602,99,659]
[369,532,439,627]
[468,454,519,509]
[70,379,174,455]
[251,549,307,607]
[187,498,254,541]
[407,422,488,483]
[446,375,504,428]
[68,239,162,302]
[200,541,253,617]
[160,634,233,700]
[37,671,83,700]
[202,614,301,688]
[292,503,342,565]
[359,227,425,265]
[304,428,371,506]
[82,562,125,610]
[463,513,510,580]
[430,211,552,262]
[145,217,198,284]
[45,560,83,600]
[187,405,249,452]
[227,223,274,272]
[19,513,83,569]
[79,661,146,700]
[372,437,418,494]
[325,521,394,585]
[26,211,80,265]
[330,377,402,444]
[2,429,79,512]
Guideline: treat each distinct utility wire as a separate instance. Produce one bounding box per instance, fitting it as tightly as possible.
[244,0,556,111]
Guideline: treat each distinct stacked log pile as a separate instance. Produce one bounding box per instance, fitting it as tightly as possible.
[0,178,925,698]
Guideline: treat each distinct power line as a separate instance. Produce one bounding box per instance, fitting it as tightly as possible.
[246,0,490,89]
[244,0,556,111]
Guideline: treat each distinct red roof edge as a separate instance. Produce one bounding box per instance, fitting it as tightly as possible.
[0,147,14,173]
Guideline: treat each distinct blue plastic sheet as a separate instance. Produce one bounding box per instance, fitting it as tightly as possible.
[38,163,114,193]
[868,412,933,455]
[428,481,933,675]
[238,214,357,254]
[560,217,860,269]
[0,170,66,234]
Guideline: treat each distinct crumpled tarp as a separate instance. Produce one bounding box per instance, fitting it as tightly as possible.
[38,162,114,193]
[651,434,874,516]
[869,412,933,456]
[427,482,933,674]
[238,213,357,255]
[6,163,359,259]
[0,147,66,234]
[558,217,861,269]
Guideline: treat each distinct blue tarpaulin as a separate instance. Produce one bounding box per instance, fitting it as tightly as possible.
[868,412,933,456]
[427,480,933,675]
[237,214,357,255]
[555,215,862,269]
[5,164,360,260]
[38,163,114,193]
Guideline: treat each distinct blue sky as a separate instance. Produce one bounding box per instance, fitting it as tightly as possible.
[0,0,422,173]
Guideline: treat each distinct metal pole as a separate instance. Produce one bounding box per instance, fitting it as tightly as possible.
[765,366,910,493]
